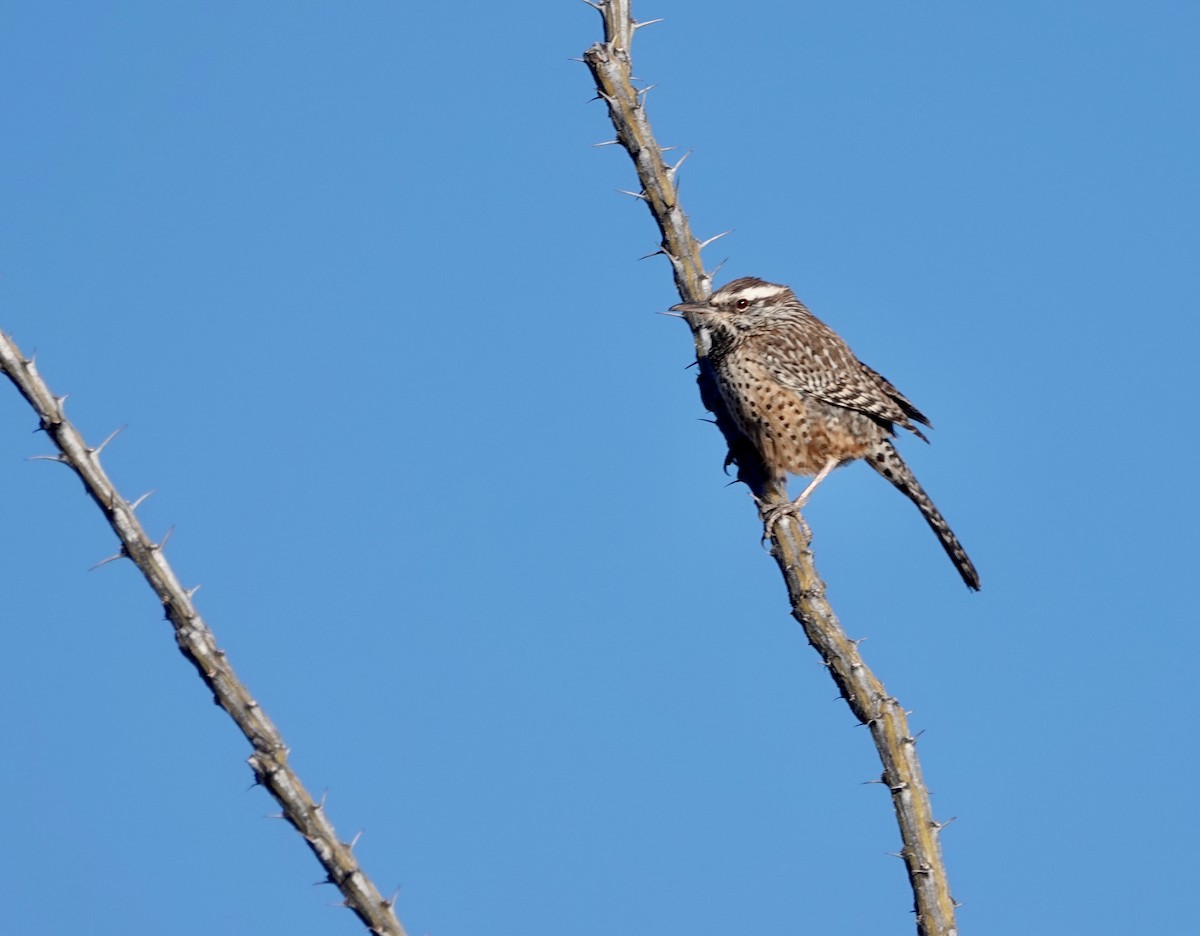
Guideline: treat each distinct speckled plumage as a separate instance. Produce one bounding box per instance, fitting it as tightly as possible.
[671,277,980,590]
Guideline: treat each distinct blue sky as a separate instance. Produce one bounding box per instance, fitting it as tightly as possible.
[2,3,1197,934]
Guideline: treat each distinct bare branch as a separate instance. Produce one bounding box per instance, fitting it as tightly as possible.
[0,332,409,936]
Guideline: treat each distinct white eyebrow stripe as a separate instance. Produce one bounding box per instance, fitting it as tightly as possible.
[724,284,788,303]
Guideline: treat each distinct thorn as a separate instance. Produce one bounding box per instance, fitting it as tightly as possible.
[90,549,126,571]
[667,150,693,178]
[90,540,132,571]
[636,83,657,101]
[28,453,68,464]
[709,257,728,278]
[616,188,647,200]
[153,525,176,550]
[348,830,364,850]
[698,229,733,250]
[567,56,585,64]
[592,139,620,147]
[580,0,603,10]
[932,816,958,832]
[186,584,202,599]
[632,17,665,30]
[382,886,402,909]
[638,247,666,261]
[90,424,127,457]
[266,812,286,820]
[130,489,157,510]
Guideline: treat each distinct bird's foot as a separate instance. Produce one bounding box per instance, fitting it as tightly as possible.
[755,494,808,544]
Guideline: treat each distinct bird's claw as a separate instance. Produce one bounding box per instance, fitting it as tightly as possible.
[756,495,806,544]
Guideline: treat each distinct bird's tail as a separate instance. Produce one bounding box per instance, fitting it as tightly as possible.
[864,440,981,590]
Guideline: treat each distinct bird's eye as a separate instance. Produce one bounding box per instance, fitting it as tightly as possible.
[735,298,750,311]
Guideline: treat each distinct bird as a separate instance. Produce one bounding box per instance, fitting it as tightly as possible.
[669,277,980,590]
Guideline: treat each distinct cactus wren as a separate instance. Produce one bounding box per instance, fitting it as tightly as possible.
[670,277,980,590]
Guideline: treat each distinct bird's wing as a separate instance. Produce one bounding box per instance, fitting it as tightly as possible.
[761,316,931,440]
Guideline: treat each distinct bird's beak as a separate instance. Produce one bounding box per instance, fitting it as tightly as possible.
[668,301,712,316]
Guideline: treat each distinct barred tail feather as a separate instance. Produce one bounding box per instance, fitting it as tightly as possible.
[865,441,981,591]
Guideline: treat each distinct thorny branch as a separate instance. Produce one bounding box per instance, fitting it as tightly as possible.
[0,333,408,936]
[582,3,958,935]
